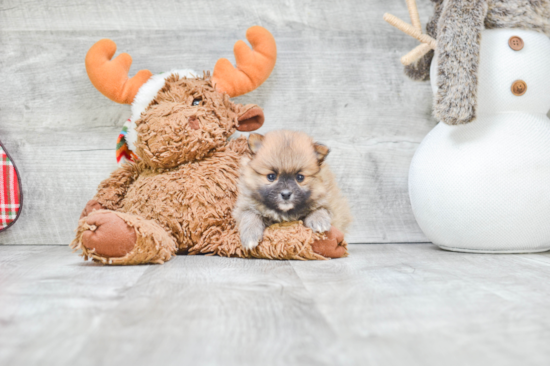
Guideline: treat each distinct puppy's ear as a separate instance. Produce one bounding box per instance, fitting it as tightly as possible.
[313,143,330,165]
[248,133,265,154]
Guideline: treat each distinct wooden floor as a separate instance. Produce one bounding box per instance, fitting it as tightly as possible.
[1,244,550,366]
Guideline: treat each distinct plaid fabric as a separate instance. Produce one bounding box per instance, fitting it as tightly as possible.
[116,118,139,165]
[0,144,21,230]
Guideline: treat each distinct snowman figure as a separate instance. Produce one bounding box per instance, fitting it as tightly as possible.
[385,0,550,252]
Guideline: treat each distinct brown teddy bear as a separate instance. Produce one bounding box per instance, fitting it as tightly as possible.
[71,26,348,265]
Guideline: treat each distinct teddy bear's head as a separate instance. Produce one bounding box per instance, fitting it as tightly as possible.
[134,74,264,168]
[84,26,276,168]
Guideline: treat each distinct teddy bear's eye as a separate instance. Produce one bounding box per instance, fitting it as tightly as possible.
[296,174,305,182]
[192,98,202,106]
[267,173,277,182]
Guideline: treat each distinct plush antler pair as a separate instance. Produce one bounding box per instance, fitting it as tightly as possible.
[383,0,436,66]
[85,26,277,104]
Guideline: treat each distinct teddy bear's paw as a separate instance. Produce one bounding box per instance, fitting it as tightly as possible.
[80,200,105,219]
[311,226,348,259]
[81,211,137,258]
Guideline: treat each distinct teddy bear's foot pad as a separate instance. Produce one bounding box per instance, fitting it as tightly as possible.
[311,226,348,258]
[81,211,137,258]
[71,210,177,265]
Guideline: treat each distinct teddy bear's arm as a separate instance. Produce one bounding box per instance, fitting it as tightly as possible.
[93,163,142,211]
[251,222,348,260]
[226,136,250,156]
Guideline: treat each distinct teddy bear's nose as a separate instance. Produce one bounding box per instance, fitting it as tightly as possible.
[188,115,200,130]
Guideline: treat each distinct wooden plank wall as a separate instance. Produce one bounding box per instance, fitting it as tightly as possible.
[0,0,437,244]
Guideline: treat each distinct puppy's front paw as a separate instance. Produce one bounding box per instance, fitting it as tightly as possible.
[304,209,332,233]
[240,227,264,250]
[236,210,266,249]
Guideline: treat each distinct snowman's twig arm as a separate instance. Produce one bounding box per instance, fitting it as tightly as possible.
[384,13,436,49]
[383,13,436,65]
[406,0,422,32]
[403,0,444,82]
[401,43,433,66]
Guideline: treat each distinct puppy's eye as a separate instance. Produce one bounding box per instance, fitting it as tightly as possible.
[267,173,277,182]
[192,98,202,106]
[296,174,305,182]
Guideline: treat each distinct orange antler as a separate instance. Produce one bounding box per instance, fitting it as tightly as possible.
[85,39,153,104]
[383,0,436,66]
[212,26,277,97]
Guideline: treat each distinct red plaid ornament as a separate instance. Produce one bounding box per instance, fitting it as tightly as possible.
[0,141,22,231]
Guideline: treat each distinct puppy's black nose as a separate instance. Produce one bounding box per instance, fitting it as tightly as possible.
[281,190,292,200]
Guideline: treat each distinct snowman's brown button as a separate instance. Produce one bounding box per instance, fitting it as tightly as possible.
[509,36,524,51]
[511,80,527,96]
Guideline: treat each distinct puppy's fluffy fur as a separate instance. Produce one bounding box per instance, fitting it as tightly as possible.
[233,130,352,249]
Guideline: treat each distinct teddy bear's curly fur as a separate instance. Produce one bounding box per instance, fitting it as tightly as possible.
[71,75,348,265]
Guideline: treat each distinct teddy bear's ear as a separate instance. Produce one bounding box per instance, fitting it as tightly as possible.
[236,104,264,132]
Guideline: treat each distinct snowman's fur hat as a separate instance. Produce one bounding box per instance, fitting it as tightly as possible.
[404,0,550,125]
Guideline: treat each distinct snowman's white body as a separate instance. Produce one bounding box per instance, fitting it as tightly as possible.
[409,29,550,253]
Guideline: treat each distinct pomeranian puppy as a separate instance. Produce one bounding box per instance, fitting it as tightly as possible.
[233,130,352,249]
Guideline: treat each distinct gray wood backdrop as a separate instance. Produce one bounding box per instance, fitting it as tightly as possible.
[0,0,437,245]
